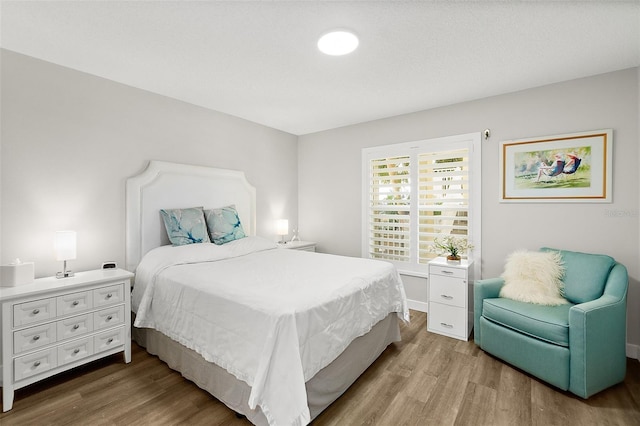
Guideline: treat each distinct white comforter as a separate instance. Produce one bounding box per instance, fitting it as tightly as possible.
[132,237,408,426]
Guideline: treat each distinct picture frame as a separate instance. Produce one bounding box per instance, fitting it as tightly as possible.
[500,129,612,203]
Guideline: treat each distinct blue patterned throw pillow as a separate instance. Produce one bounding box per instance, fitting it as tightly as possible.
[160,207,211,246]
[205,205,246,245]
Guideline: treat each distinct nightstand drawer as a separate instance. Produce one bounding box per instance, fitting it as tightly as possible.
[95,327,125,353]
[14,348,57,381]
[94,305,124,330]
[13,298,56,327]
[93,284,124,308]
[57,290,92,316]
[429,265,466,279]
[428,303,467,337]
[57,313,93,341]
[429,275,466,308]
[58,337,94,366]
[14,322,57,355]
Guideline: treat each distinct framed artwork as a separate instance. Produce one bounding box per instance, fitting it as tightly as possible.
[500,129,612,203]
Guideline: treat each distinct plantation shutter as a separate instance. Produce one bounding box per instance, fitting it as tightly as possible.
[418,148,470,263]
[367,155,411,262]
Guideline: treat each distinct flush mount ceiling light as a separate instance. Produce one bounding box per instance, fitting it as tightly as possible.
[317,30,359,56]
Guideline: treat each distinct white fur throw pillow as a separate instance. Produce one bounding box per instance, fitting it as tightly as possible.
[499,250,568,306]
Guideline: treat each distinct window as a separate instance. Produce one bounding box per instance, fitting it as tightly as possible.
[362,133,481,276]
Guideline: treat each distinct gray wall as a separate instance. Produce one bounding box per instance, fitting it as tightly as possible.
[1,49,298,277]
[2,49,638,356]
[299,68,640,354]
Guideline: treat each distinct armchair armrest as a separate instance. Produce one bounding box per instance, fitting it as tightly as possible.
[473,277,505,344]
[568,263,628,398]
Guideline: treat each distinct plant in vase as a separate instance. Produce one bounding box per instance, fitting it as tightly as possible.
[430,236,473,262]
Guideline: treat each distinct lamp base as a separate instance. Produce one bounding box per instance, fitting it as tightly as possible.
[56,259,74,279]
[56,270,74,279]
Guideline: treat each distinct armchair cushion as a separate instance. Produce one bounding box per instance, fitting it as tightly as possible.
[483,298,574,347]
[541,248,615,304]
[499,250,567,305]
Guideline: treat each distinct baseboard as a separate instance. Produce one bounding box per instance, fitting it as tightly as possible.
[627,343,640,360]
[407,299,427,313]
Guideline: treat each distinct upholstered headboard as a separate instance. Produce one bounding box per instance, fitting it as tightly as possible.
[125,160,256,271]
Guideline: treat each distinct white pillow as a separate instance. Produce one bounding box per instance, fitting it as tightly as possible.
[499,250,568,306]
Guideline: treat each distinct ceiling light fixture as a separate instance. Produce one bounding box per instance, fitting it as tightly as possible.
[317,30,359,56]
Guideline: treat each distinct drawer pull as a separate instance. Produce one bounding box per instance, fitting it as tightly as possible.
[33,361,41,367]
[72,300,79,306]
[32,335,40,341]
[106,293,113,299]
[441,270,454,274]
[73,348,80,354]
[32,308,40,315]
[106,315,113,321]
[107,338,114,344]
[73,324,80,330]
[440,294,453,300]
[440,322,454,328]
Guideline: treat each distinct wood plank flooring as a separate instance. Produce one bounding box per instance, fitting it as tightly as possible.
[2,310,639,425]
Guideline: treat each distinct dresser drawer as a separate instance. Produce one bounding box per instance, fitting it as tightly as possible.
[429,265,466,279]
[94,305,124,331]
[14,348,57,381]
[57,291,92,316]
[14,322,57,355]
[93,284,124,308]
[428,303,467,338]
[13,298,56,327]
[58,337,94,366]
[429,274,466,308]
[57,313,93,341]
[95,327,125,353]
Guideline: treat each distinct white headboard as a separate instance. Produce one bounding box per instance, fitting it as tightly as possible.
[125,160,256,271]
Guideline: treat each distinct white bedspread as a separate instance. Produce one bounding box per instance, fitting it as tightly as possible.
[132,237,408,426]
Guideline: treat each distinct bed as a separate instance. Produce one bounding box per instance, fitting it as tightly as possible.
[126,160,409,425]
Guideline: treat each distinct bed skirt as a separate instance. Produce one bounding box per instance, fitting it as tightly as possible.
[133,313,400,425]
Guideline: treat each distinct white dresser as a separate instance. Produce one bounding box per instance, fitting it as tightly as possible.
[427,258,474,341]
[1,268,133,412]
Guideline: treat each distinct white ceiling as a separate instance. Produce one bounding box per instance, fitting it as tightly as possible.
[2,1,639,135]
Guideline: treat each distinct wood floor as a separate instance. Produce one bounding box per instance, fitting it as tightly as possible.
[2,310,639,425]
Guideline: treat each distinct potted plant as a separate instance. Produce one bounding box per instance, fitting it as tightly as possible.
[430,236,473,262]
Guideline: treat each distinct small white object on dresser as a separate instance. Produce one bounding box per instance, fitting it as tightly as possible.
[427,257,474,341]
[1,268,134,412]
[277,241,317,252]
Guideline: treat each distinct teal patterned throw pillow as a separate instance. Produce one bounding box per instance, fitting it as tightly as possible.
[205,205,246,245]
[160,207,211,246]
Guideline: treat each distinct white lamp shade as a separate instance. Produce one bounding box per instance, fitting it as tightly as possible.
[276,219,289,236]
[55,231,77,261]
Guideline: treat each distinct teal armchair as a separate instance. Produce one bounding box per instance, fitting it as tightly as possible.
[474,248,628,398]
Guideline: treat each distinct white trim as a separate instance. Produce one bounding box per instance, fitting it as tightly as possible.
[125,161,256,271]
[627,343,640,361]
[407,299,428,313]
[397,269,429,279]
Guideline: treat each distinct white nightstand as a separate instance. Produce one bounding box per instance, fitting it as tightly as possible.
[427,257,474,341]
[1,268,134,412]
[277,241,316,252]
